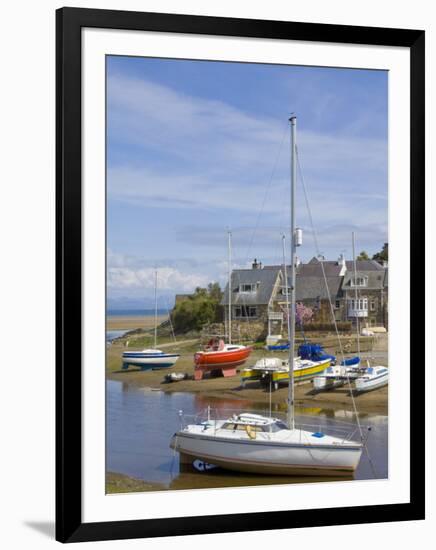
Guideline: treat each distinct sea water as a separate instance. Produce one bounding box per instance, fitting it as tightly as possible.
[106,379,388,491]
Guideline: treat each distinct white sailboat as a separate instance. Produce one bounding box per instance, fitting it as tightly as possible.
[355,364,389,393]
[170,116,363,476]
[122,270,180,370]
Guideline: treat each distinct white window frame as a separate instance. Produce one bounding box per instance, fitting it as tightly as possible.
[351,276,367,287]
[239,283,256,293]
[349,298,368,311]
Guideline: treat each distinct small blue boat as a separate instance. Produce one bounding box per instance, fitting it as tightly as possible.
[265,343,290,351]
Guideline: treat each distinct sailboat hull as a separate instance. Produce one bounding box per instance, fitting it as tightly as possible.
[242,358,331,386]
[171,431,362,477]
[122,352,180,370]
[354,370,388,392]
[194,345,252,379]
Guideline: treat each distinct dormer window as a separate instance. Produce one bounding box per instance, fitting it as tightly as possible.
[239,283,257,293]
[351,276,367,287]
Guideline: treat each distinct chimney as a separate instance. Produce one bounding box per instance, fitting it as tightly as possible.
[338,253,347,276]
[252,258,260,269]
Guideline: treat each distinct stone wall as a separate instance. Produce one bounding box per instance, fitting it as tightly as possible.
[201,321,267,344]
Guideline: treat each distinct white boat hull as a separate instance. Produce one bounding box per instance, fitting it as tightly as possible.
[313,375,345,391]
[171,427,362,476]
[354,371,388,393]
[122,350,180,370]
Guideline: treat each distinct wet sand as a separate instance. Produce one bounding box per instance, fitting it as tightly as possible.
[106,337,388,415]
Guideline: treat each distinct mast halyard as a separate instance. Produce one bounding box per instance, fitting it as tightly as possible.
[287,115,297,431]
[228,230,232,345]
[154,269,158,349]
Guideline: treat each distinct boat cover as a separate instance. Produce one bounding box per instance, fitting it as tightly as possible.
[340,356,360,367]
[298,343,335,363]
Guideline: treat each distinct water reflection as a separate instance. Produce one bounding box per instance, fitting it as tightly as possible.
[106,380,388,491]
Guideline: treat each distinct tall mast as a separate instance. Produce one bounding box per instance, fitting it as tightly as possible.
[287,115,297,430]
[351,232,361,356]
[282,232,291,379]
[154,269,158,348]
[228,230,232,345]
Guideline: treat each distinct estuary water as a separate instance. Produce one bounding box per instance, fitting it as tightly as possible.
[106,379,388,491]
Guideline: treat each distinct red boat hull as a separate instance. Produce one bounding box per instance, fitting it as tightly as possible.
[194,346,252,379]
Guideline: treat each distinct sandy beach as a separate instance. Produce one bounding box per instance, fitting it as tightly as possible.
[107,314,167,331]
[106,328,389,493]
[106,332,388,415]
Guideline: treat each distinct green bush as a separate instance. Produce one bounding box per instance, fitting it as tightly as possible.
[171,283,223,333]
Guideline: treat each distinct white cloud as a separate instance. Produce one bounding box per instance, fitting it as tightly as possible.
[106,70,388,303]
[107,72,387,217]
[107,249,211,293]
[108,265,209,292]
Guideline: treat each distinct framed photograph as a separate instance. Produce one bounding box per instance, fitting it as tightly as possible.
[56,7,425,543]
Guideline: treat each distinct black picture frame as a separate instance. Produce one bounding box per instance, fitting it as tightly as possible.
[56,7,425,543]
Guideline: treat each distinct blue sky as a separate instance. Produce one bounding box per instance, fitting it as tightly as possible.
[106,56,388,309]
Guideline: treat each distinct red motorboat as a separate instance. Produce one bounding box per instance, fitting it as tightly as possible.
[194,338,252,380]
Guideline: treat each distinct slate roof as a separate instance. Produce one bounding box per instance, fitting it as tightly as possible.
[295,275,343,301]
[221,268,280,306]
[342,269,386,290]
[221,258,387,307]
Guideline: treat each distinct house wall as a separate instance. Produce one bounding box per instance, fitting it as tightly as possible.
[343,288,388,328]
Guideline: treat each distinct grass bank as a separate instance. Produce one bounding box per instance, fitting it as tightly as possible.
[106,472,166,494]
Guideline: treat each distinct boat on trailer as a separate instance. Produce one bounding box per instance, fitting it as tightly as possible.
[194,338,252,380]
[193,231,252,380]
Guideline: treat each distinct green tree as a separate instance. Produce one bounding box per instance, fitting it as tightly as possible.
[357,251,370,261]
[372,243,388,263]
[171,282,223,333]
[207,281,223,302]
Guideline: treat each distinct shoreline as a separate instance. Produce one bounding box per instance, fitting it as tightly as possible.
[106,330,388,494]
[106,337,388,415]
[106,322,389,415]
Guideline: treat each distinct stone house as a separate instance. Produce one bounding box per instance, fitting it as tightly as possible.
[221,256,388,339]
[221,261,282,340]
[338,259,388,327]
